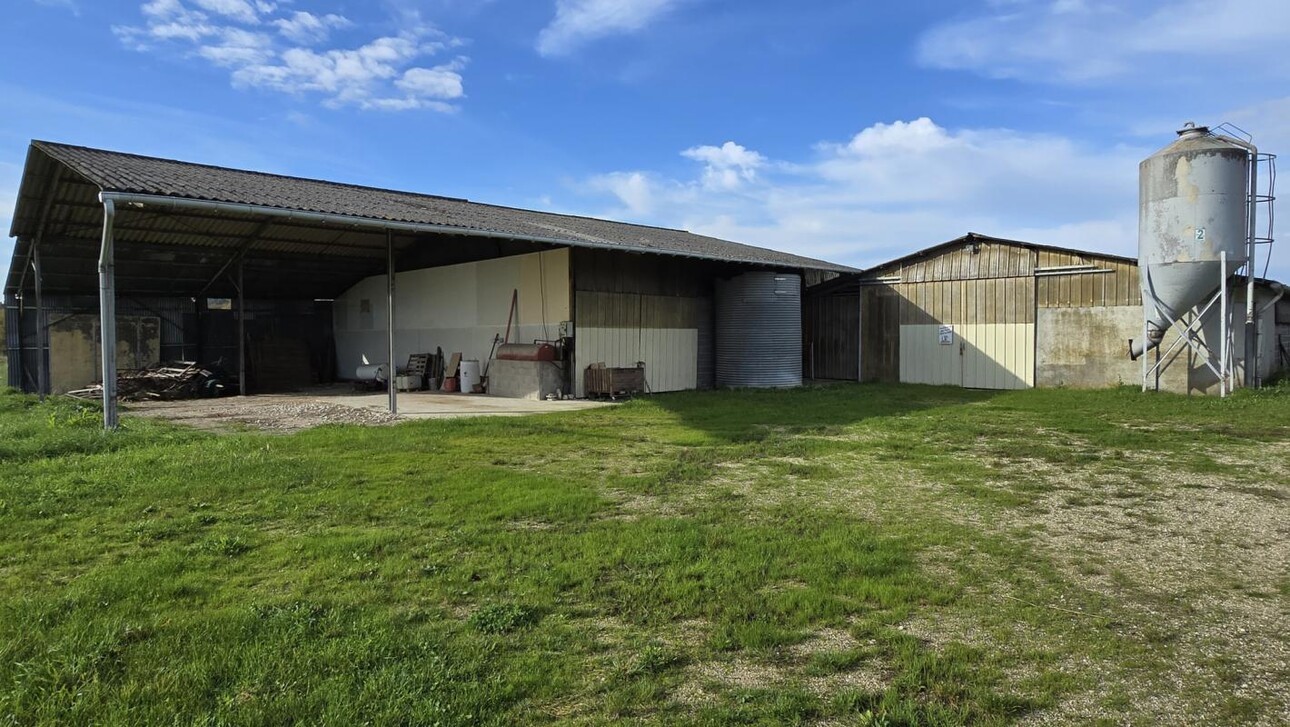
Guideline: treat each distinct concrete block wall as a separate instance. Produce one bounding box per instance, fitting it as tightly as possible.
[487,359,565,400]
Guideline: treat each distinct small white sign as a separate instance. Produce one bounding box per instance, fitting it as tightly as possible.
[938,325,954,345]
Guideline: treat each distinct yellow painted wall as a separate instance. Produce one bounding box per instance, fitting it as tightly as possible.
[899,323,1034,390]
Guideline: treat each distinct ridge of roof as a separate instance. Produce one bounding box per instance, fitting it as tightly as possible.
[861,231,1137,274]
[30,140,826,256]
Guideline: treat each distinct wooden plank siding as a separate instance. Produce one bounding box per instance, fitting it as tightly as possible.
[803,294,859,380]
[1034,249,1140,308]
[856,237,1144,390]
[570,249,719,396]
[896,240,1035,283]
[860,285,900,383]
[894,278,1034,326]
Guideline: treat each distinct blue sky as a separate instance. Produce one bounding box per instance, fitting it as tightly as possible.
[3,0,1288,282]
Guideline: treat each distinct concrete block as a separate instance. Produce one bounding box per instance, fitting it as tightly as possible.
[487,359,565,400]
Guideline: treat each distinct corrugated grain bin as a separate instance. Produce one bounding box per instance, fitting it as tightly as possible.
[716,272,803,388]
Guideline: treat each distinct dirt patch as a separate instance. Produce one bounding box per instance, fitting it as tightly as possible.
[127,397,400,433]
[921,439,1290,727]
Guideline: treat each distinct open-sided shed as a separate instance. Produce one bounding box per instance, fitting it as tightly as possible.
[6,141,854,427]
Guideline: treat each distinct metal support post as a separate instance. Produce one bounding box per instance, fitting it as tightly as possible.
[1141,290,1149,392]
[237,258,246,396]
[1244,154,1258,388]
[32,245,46,401]
[98,198,119,429]
[16,283,25,392]
[1153,339,1160,392]
[1220,251,1228,397]
[387,230,397,415]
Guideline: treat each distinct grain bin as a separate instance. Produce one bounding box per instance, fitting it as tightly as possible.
[715,271,803,388]
[1131,124,1253,359]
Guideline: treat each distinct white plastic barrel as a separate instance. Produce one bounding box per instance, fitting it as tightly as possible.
[459,359,482,393]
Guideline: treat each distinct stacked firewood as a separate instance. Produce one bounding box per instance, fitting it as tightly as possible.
[66,362,228,401]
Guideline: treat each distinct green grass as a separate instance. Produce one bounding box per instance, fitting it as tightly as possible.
[1,383,1288,725]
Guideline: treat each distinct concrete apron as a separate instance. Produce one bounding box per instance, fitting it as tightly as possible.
[337,391,612,419]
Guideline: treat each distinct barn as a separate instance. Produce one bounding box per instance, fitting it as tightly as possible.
[4,141,854,425]
[806,233,1287,393]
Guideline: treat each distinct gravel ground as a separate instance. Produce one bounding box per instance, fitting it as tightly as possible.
[125,397,400,433]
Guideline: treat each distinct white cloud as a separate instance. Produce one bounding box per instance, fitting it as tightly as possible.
[682,141,765,191]
[537,0,680,56]
[918,0,1290,84]
[189,0,263,24]
[273,11,351,45]
[586,171,659,215]
[567,117,1146,269]
[113,1,467,112]
[395,61,466,100]
[197,27,275,67]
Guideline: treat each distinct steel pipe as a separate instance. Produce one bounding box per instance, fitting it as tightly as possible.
[1245,153,1259,387]
[99,197,118,429]
[387,230,397,415]
[237,258,246,397]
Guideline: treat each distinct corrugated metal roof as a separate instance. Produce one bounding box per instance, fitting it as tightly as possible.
[15,140,856,274]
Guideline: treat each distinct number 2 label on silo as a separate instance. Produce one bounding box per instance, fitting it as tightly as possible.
[1195,227,1206,241]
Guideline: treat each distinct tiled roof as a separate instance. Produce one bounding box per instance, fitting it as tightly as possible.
[32,141,856,272]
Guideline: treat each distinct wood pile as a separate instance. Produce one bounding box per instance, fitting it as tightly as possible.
[67,362,229,401]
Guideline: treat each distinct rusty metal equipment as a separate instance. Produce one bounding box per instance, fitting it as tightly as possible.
[584,363,645,399]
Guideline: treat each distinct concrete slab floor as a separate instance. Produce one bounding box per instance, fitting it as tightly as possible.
[336,390,613,418]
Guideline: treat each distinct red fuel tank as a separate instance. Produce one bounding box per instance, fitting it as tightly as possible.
[496,343,557,361]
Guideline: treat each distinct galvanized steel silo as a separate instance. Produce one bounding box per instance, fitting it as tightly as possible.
[715,271,803,387]
[1131,124,1252,359]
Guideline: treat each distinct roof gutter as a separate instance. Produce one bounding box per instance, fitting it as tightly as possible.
[96,191,855,273]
